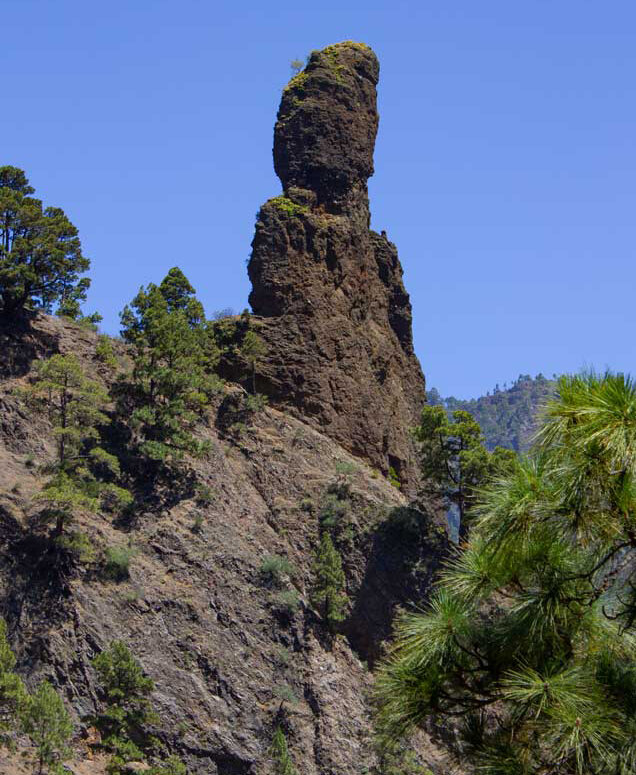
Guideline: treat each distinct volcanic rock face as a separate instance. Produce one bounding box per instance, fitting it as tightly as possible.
[0,314,448,775]
[248,42,426,490]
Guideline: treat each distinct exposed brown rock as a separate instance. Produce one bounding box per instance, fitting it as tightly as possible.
[0,314,448,775]
[248,41,426,491]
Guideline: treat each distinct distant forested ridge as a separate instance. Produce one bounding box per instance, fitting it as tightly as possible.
[428,374,556,452]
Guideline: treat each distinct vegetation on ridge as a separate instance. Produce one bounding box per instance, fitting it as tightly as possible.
[20,353,131,536]
[119,267,221,463]
[0,166,91,320]
[428,373,556,452]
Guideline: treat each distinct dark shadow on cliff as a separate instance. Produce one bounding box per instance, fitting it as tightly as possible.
[0,312,60,378]
[0,505,74,662]
[344,505,448,666]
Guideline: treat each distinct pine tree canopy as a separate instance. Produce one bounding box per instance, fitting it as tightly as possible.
[413,405,517,541]
[120,268,220,462]
[312,532,347,629]
[22,353,131,534]
[19,681,73,775]
[376,371,636,775]
[0,165,90,318]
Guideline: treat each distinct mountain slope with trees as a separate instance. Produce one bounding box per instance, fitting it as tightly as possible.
[428,374,556,452]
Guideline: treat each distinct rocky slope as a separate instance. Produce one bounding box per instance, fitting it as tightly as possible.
[0,41,448,775]
[0,315,446,774]
[247,42,426,493]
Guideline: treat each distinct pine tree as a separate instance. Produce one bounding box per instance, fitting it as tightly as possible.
[92,640,156,733]
[240,328,266,395]
[0,618,26,747]
[120,268,220,463]
[375,372,636,775]
[269,726,298,775]
[0,166,90,318]
[413,405,517,541]
[93,641,187,775]
[20,681,73,775]
[22,354,130,534]
[311,532,347,630]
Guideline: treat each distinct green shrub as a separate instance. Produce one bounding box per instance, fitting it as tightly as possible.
[148,755,187,775]
[267,196,308,217]
[103,545,135,581]
[335,460,357,478]
[388,466,401,489]
[56,530,96,563]
[259,555,295,586]
[272,589,300,617]
[191,513,204,533]
[274,646,292,666]
[96,335,118,367]
[319,491,350,528]
[194,482,215,507]
[245,392,268,413]
[273,684,298,705]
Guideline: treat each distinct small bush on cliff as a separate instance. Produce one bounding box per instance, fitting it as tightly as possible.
[21,354,131,535]
[56,530,96,563]
[19,681,73,775]
[290,58,304,75]
[240,329,267,395]
[96,335,118,368]
[103,544,136,581]
[0,165,92,319]
[272,589,300,617]
[194,482,215,506]
[376,372,636,774]
[311,532,347,630]
[93,640,157,770]
[120,267,221,464]
[260,555,295,587]
[387,466,401,489]
[319,489,350,529]
[270,726,298,775]
[148,756,187,775]
[267,196,308,217]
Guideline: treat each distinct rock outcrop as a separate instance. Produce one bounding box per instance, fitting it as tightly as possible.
[248,42,426,492]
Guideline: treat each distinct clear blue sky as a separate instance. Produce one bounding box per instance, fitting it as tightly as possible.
[3,1,635,398]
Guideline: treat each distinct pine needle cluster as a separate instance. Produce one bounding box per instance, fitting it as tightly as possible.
[376,372,636,774]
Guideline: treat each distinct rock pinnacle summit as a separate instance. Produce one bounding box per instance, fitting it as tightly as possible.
[248,41,427,490]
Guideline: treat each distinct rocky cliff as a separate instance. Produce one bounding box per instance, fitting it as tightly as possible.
[0,315,447,775]
[247,42,426,492]
[0,41,449,775]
